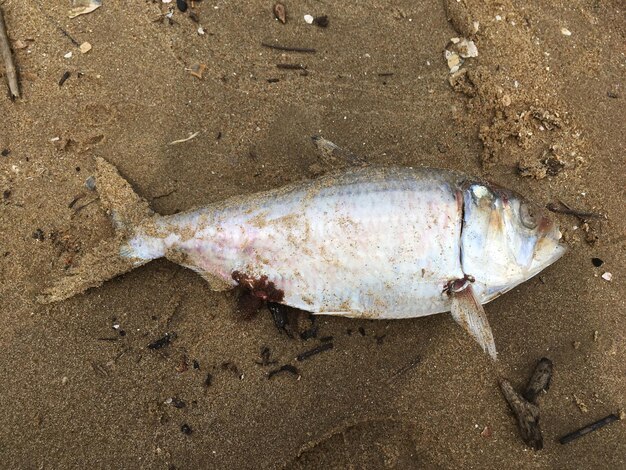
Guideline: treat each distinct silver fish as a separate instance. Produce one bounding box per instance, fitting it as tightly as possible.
[41,145,566,359]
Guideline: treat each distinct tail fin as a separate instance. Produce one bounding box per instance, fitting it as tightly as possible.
[37,158,157,304]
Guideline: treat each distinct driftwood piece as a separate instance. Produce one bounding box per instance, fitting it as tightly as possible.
[0,6,19,99]
[500,358,553,450]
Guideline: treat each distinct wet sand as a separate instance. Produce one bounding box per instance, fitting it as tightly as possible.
[0,1,624,468]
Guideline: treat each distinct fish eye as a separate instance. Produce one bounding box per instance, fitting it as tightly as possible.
[519,202,538,229]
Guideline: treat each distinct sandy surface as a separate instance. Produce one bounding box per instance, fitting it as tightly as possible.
[1,1,624,468]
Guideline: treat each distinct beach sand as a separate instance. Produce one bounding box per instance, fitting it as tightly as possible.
[0,1,624,468]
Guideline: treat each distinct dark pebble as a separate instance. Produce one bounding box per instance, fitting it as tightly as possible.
[313,15,329,27]
[172,398,186,409]
[358,326,366,336]
[32,229,45,241]
[180,423,192,435]
[193,359,200,369]
[592,257,604,267]
[204,373,212,387]
[176,0,188,12]
[147,332,174,350]
[1,148,9,157]
[607,91,619,99]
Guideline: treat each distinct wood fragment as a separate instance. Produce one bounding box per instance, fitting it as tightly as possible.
[500,357,554,450]
[559,413,619,444]
[523,357,553,403]
[500,379,543,450]
[261,42,316,53]
[276,63,307,70]
[0,7,20,99]
[59,71,71,87]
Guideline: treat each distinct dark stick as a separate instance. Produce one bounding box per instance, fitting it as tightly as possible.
[0,6,20,99]
[296,342,333,361]
[546,202,605,220]
[276,63,307,70]
[261,42,316,53]
[267,364,299,379]
[559,414,620,444]
[59,71,71,86]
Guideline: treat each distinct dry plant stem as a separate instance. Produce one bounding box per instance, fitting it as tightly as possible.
[0,6,19,98]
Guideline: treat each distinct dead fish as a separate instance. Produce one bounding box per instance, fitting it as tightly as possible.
[39,141,566,359]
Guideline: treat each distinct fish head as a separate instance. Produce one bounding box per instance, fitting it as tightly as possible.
[460,182,566,301]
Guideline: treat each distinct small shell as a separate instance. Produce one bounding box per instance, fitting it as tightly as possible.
[68,0,102,19]
[273,3,286,24]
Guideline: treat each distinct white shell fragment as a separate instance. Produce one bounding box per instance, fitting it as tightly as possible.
[304,14,314,24]
[79,42,92,54]
[445,50,462,73]
[444,37,478,74]
[601,272,613,281]
[64,51,73,59]
[561,27,572,36]
[456,39,478,58]
[69,0,102,19]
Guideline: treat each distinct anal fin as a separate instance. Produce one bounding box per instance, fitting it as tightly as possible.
[449,284,497,360]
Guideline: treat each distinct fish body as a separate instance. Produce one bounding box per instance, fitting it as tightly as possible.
[127,166,565,320]
[41,152,566,359]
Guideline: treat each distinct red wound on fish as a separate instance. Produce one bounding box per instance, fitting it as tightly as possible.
[231,271,285,320]
[231,271,285,303]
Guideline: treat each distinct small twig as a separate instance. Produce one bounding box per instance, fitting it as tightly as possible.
[59,71,71,87]
[0,6,20,99]
[261,42,316,53]
[168,131,200,145]
[296,342,333,361]
[70,197,99,217]
[276,63,307,70]
[387,356,421,383]
[546,201,605,220]
[267,364,300,379]
[559,413,620,444]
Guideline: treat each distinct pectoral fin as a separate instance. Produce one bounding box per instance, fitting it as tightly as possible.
[449,284,498,361]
